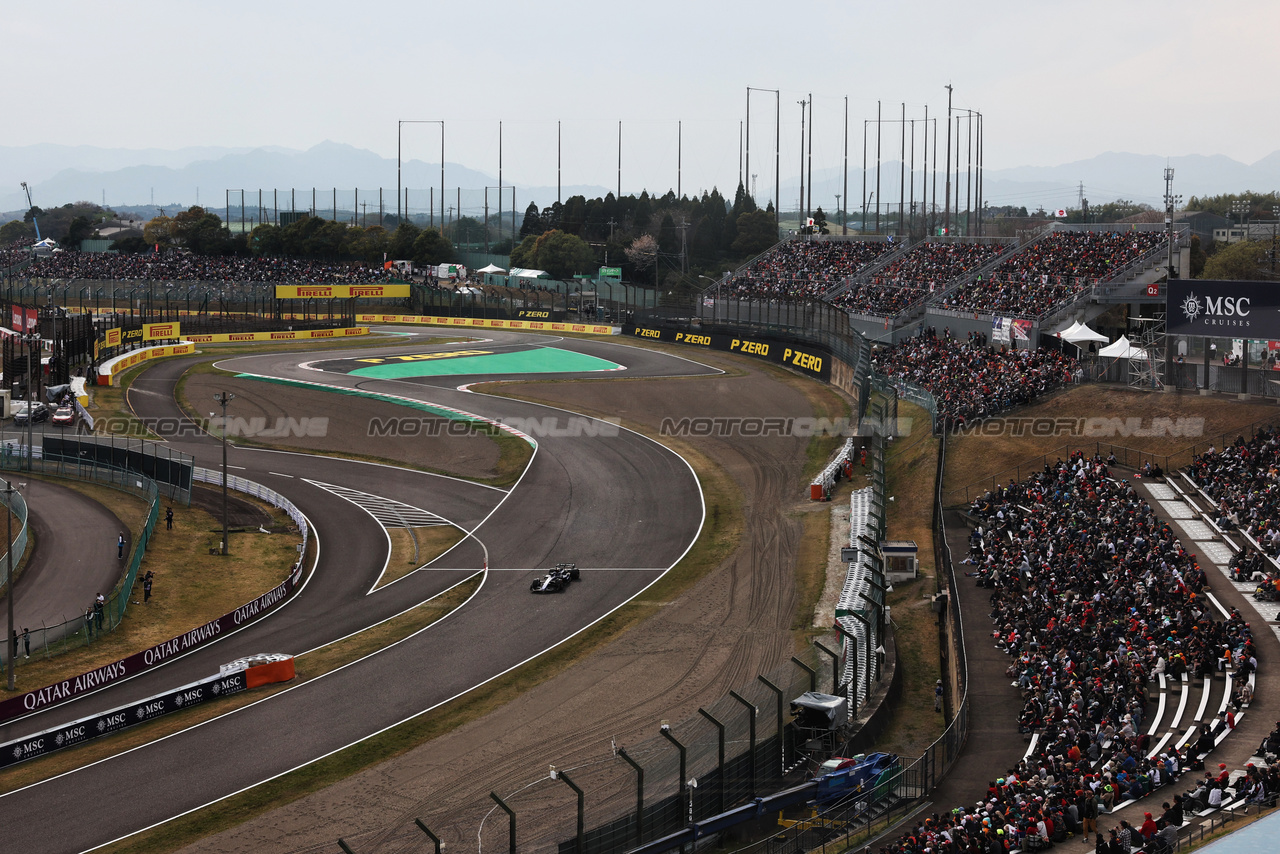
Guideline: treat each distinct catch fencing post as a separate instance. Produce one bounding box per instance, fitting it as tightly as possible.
[617,747,645,844]
[728,690,758,797]
[489,792,516,854]
[556,769,585,854]
[698,708,727,814]
[413,820,442,854]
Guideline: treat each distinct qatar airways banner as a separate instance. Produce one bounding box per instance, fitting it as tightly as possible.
[1166,279,1280,338]
[0,559,303,724]
[0,671,247,770]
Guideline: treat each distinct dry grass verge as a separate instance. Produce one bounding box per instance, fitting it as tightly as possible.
[874,401,945,757]
[378,526,466,589]
[0,493,297,700]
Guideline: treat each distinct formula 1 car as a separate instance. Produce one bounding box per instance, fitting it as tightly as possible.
[530,563,581,593]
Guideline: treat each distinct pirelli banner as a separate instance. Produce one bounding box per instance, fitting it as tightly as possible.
[627,325,831,380]
[184,327,370,344]
[144,321,180,341]
[104,327,122,348]
[1166,279,1280,338]
[274,284,411,300]
[355,314,616,336]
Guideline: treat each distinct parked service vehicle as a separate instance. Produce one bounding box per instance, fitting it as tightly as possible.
[530,563,581,594]
[13,402,50,426]
[52,406,74,426]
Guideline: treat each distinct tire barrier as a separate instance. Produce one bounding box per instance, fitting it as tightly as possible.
[810,438,857,500]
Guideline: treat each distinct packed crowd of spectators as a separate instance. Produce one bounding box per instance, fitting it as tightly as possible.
[722,239,893,301]
[1,238,35,271]
[936,231,1166,319]
[881,454,1264,854]
[871,329,1080,429]
[1187,429,1280,561]
[829,241,1008,317]
[22,250,395,284]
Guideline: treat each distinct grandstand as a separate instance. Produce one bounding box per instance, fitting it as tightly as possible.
[720,237,894,301]
[704,223,1184,347]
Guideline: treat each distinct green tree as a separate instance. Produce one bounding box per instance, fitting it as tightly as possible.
[732,209,777,256]
[531,230,595,279]
[388,222,421,260]
[63,216,95,248]
[509,235,538,269]
[632,193,652,230]
[1199,240,1270,280]
[250,223,283,256]
[143,215,175,249]
[413,229,453,267]
[657,213,678,254]
[0,220,34,244]
[171,206,232,254]
[519,202,544,238]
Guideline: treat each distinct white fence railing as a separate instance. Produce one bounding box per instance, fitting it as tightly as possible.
[193,467,309,552]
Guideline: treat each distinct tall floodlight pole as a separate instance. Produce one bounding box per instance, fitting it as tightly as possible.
[944,84,953,235]
[213,392,235,555]
[842,96,849,236]
[899,102,906,236]
[798,97,807,230]
[398,121,445,228]
[875,101,882,234]
[774,91,780,232]
[862,120,868,234]
[806,93,813,222]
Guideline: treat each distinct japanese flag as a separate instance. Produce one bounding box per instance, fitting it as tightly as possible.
[1055,209,1067,218]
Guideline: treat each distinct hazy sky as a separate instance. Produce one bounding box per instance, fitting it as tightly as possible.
[7,0,1277,206]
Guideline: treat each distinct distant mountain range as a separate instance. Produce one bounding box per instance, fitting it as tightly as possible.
[2,142,1277,223]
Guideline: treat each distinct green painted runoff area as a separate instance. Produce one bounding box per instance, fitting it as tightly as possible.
[348,347,622,378]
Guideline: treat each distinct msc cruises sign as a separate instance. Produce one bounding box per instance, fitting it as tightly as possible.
[1166,279,1280,337]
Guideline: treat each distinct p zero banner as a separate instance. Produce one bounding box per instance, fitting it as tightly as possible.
[274,284,410,300]
[0,671,248,770]
[355,314,616,336]
[626,325,831,380]
[104,327,122,348]
[184,327,369,344]
[1167,279,1280,338]
[143,321,180,341]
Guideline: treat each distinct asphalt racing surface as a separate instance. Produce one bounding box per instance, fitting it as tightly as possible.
[0,480,130,654]
[0,330,718,853]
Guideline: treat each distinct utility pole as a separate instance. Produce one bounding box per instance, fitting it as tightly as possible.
[4,479,23,690]
[213,392,236,556]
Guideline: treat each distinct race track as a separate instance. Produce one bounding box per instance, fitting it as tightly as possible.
[0,330,720,853]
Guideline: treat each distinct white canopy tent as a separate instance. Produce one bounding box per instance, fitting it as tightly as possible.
[1061,323,1108,344]
[476,263,507,274]
[1098,335,1148,361]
